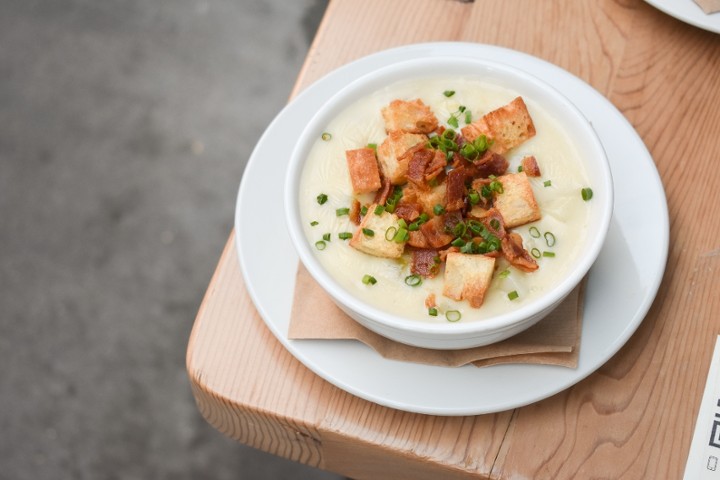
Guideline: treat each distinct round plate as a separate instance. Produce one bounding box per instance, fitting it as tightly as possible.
[645,0,720,33]
[235,43,669,416]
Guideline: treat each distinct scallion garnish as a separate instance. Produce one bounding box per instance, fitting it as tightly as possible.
[498,269,510,279]
[446,310,462,322]
[338,232,352,240]
[362,228,374,237]
[489,180,504,194]
[581,187,594,201]
[310,221,319,226]
[447,115,459,128]
[544,180,552,187]
[360,205,368,216]
[385,226,397,241]
[321,132,332,141]
[404,275,422,287]
[517,165,524,172]
[443,90,455,97]
[428,307,438,316]
[374,204,385,215]
[367,143,377,151]
[362,274,377,285]
[315,240,326,250]
[543,251,556,257]
[451,238,466,247]
[468,191,480,205]
[322,233,331,241]
[336,207,350,216]
[544,231,556,247]
[465,111,472,124]
[452,221,467,237]
[508,290,519,300]
[316,193,328,205]
[393,227,409,243]
[490,218,500,230]
[531,248,541,258]
[529,226,541,238]
[433,204,446,215]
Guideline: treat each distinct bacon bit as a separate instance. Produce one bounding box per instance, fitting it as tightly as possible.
[425,293,436,309]
[442,211,464,232]
[438,246,460,262]
[373,173,392,205]
[420,215,455,248]
[424,150,446,183]
[478,208,507,239]
[521,155,541,177]
[473,150,509,178]
[349,199,362,225]
[445,168,468,211]
[407,148,435,190]
[501,232,538,272]
[394,202,422,222]
[411,249,441,278]
[408,230,431,248]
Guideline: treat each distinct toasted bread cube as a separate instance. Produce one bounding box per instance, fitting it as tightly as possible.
[493,172,541,228]
[381,99,438,134]
[346,148,381,194]
[443,253,496,308]
[349,205,405,258]
[376,131,427,184]
[461,97,536,154]
[412,183,446,217]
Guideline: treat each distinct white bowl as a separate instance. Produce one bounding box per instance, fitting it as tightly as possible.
[284,56,613,350]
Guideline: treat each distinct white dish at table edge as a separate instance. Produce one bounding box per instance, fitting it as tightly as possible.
[644,0,720,33]
[235,42,669,416]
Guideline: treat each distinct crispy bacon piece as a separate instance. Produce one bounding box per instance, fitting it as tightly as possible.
[373,173,392,206]
[407,148,435,190]
[394,202,422,222]
[521,155,541,177]
[501,232,538,272]
[473,150,509,178]
[477,207,507,239]
[424,150,446,184]
[425,293,436,308]
[438,246,460,262]
[407,230,431,248]
[411,248,441,278]
[445,167,468,211]
[420,214,455,248]
[349,199,362,225]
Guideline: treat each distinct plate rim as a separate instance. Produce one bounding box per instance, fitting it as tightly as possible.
[644,0,720,34]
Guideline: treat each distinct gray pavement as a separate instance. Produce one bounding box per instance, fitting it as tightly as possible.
[0,0,343,478]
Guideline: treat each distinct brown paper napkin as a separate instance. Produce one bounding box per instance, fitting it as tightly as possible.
[288,264,583,368]
[694,0,720,14]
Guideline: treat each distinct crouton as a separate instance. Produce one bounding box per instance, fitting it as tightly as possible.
[346,148,381,194]
[381,99,438,134]
[376,131,427,184]
[492,172,541,228]
[409,183,446,217]
[461,97,536,154]
[442,253,496,308]
[349,205,406,258]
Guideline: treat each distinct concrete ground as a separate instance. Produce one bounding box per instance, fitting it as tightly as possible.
[0,0,344,478]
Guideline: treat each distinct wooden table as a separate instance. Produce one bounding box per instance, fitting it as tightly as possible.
[187,1,720,478]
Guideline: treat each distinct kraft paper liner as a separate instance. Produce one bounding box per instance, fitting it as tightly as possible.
[288,264,583,368]
[694,0,720,14]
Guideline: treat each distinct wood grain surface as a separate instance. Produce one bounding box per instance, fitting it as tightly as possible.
[187,0,720,478]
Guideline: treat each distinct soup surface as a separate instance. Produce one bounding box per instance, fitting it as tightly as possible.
[298,77,590,322]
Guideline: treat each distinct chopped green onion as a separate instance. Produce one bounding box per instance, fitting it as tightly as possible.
[443,90,455,97]
[468,191,480,205]
[338,232,352,240]
[581,187,594,201]
[529,226,541,238]
[451,237,466,247]
[393,227,409,243]
[544,231,556,247]
[408,222,420,231]
[517,165,524,172]
[531,248,541,258]
[442,129,456,140]
[310,221,319,226]
[362,228,374,237]
[385,226,397,241]
[360,205,368,216]
[447,115,459,128]
[489,180,504,194]
[452,221,467,237]
[362,274,377,285]
[465,111,472,124]
[446,310,462,322]
[428,307,438,316]
[418,213,430,223]
[321,132,332,141]
[458,105,466,113]
[543,251,556,258]
[480,185,492,198]
[397,219,407,229]
[433,204,446,215]
[316,193,328,205]
[404,275,422,287]
[490,218,500,230]
[508,290,519,300]
[322,233,331,241]
[315,240,326,250]
[367,143,377,151]
[336,207,350,216]
[544,180,552,187]
[498,269,510,279]
[374,204,385,215]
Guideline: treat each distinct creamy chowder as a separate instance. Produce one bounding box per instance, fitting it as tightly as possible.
[297,77,591,323]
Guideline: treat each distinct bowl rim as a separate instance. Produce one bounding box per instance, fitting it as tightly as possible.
[284,55,614,338]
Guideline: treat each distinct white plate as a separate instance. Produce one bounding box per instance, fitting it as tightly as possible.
[645,0,720,33]
[235,43,669,416]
